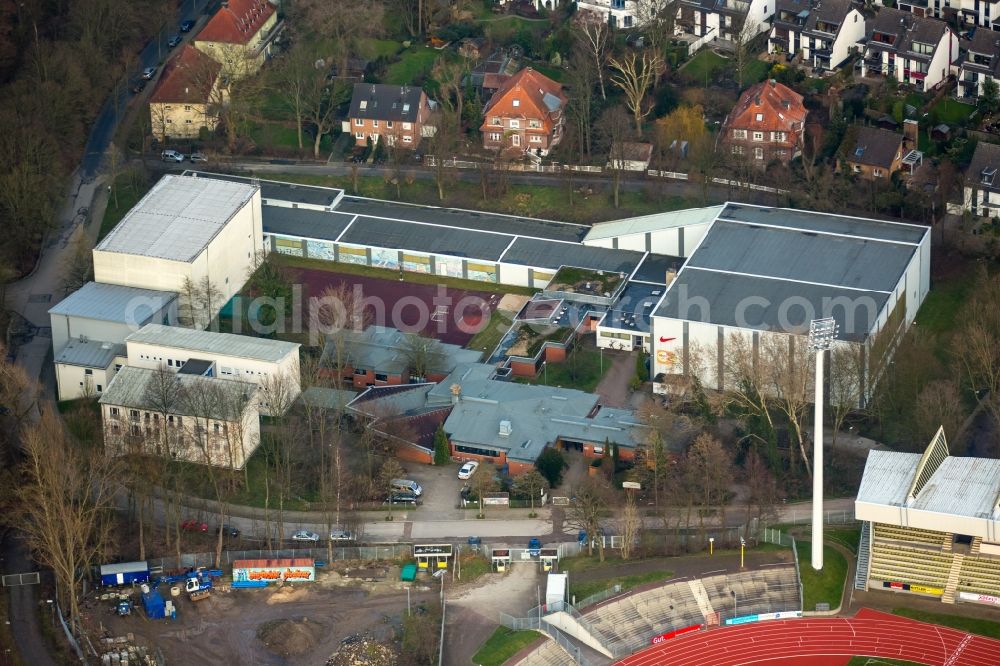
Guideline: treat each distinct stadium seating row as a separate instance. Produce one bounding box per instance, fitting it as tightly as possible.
[874,523,947,546]
[514,638,577,666]
[957,556,1000,596]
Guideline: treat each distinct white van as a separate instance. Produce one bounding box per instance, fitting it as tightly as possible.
[390,479,422,496]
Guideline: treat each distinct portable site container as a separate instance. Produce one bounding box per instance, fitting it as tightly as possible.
[99,561,150,586]
[142,588,166,619]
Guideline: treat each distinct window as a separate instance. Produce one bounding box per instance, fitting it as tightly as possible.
[221,366,235,376]
[359,100,367,110]
[753,131,764,141]
[130,410,140,421]
[213,423,221,434]
[755,113,764,122]
[354,368,367,375]
[372,120,379,128]
[853,164,862,173]
[166,119,173,124]
[84,368,93,375]
[874,168,884,177]
[529,135,542,143]
[110,407,120,417]
[509,119,520,129]
[97,384,102,392]
[185,120,192,124]
[912,41,934,56]
[733,129,747,139]
[732,145,745,155]
[489,132,501,141]
[455,444,499,458]
[513,99,520,107]
[165,105,172,110]
[355,119,364,126]
[112,423,120,434]
[772,131,786,142]
[528,119,541,129]
[403,122,412,130]
[184,105,192,111]
[168,359,174,367]
[490,117,501,126]
[355,132,364,140]
[403,135,412,142]
[168,415,174,426]
[375,373,389,382]
[612,0,625,7]
[114,364,122,372]
[512,134,521,146]
[754,147,764,160]
[386,120,393,128]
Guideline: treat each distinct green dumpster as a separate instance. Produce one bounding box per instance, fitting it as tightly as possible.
[401,563,417,582]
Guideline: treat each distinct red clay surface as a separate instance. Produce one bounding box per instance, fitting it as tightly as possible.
[615,608,1000,666]
[292,268,502,346]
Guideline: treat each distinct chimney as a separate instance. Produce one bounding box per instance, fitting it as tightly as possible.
[450,383,462,404]
[902,118,919,146]
[499,420,512,438]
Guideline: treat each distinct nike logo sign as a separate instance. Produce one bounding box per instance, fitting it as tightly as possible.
[659,337,676,343]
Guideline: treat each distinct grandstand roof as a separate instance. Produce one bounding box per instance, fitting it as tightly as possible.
[856,428,1000,538]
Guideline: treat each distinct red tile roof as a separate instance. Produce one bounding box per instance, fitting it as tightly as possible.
[481,68,566,133]
[723,80,808,133]
[149,45,221,104]
[197,0,275,45]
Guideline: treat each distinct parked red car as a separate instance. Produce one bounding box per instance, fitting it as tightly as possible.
[181,519,208,532]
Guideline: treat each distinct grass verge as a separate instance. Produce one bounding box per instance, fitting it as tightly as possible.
[915,264,974,336]
[271,253,538,296]
[458,554,491,583]
[797,542,847,611]
[466,308,516,356]
[891,608,1000,639]
[825,527,861,555]
[514,348,609,393]
[101,171,151,241]
[472,627,543,666]
[570,569,676,602]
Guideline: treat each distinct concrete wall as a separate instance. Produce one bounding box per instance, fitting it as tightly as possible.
[857,504,1000,542]
[55,357,125,402]
[582,221,710,258]
[101,398,262,469]
[50,301,177,356]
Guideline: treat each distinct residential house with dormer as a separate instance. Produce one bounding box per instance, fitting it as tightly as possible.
[193,0,282,80]
[480,68,566,156]
[887,0,1000,31]
[149,45,225,140]
[346,84,434,149]
[720,79,808,165]
[859,8,958,91]
[838,125,906,180]
[964,141,1000,217]
[956,28,1000,102]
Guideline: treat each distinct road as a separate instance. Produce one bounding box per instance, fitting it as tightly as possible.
[82,0,212,176]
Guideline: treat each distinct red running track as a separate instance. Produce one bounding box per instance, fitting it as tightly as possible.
[615,609,1000,666]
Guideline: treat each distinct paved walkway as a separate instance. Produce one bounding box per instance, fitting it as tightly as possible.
[594,349,636,408]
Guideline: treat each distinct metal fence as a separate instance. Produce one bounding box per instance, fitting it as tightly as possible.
[1,572,39,587]
[765,510,856,527]
[711,176,789,195]
[141,544,411,573]
[647,169,689,180]
[499,612,593,666]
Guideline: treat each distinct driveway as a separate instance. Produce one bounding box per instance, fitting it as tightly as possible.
[400,463,466,520]
[594,349,636,408]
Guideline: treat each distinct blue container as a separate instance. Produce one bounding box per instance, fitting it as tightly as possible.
[142,589,166,619]
[99,561,150,587]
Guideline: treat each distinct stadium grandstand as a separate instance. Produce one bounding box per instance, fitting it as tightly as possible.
[855,427,1000,606]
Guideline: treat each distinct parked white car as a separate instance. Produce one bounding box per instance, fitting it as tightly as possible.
[330,530,354,541]
[458,461,479,480]
[160,150,184,163]
[141,66,157,79]
[290,530,320,542]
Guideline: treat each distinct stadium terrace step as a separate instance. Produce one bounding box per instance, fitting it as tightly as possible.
[942,553,964,604]
[855,522,872,592]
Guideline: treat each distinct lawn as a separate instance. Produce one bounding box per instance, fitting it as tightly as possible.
[824,527,861,555]
[515,347,610,392]
[915,264,974,336]
[931,97,976,126]
[363,38,403,59]
[891,608,1000,639]
[570,569,676,602]
[458,554,492,582]
[384,47,442,85]
[263,171,695,225]
[247,122,333,154]
[745,59,772,84]
[681,50,729,84]
[472,627,542,666]
[101,171,152,241]
[797,542,847,611]
[271,253,537,297]
[466,308,517,356]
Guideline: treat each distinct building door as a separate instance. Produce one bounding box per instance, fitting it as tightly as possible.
[512,134,521,147]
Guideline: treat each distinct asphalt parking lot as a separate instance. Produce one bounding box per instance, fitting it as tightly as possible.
[402,463,467,519]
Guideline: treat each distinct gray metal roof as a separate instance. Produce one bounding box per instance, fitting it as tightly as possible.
[600,282,665,334]
[857,450,1000,519]
[688,220,916,292]
[323,326,483,376]
[99,365,255,419]
[719,203,928,244]
[262,206,356,241]
[299,386,358,412]
[631,254,685,285]
[334,197,587,242]
[54,339,125,368]
[186,171,343,207]
[340,216,514,261]
[126,324,299,362]
[502,238,644,274]
[95,175,257,261]
[654,268,888,340]
[48,282,177,324]
[431,364,645,462]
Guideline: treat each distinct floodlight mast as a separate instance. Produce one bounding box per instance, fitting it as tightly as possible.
[808,317,837,571]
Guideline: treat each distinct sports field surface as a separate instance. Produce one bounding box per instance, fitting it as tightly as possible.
[615,608,1000,666]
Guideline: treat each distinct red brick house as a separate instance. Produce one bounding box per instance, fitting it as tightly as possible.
[347,84,434,149]
[721,80,808,166]
[480,68,567,156]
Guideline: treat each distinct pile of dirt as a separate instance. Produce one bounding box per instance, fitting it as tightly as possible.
[257,617,326,656]
[326,636,397,666]
[265,585,310,604]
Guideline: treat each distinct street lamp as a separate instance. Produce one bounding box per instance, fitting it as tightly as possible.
[808,317,838,571]
[709,537,714,555]
[740,536,746,569]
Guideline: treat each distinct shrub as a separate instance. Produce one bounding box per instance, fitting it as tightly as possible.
[535,448,567,487]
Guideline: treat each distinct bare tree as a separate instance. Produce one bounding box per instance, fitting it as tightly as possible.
[511,469,549,517]
[760,333,814,478]
[953,267,1000,437]
[469,462,500,519]
[731,15,760,90]
[291,0,384,79]
[271,44,315,152]
[59,229,92,295]
[828,344,865,458]
[15,408,121,636]
[576,17,609,101]
[427,107,459,201]
[744,448,779,532]
[314,282,373,385]
[598,105,632,208]
[378,457,406,521]
[619,488,641,560]
[686,432,734,541]
[720,333,778,465]
[568,477,611,561]
[914,380,968,449]
[609,52,663,136]
[400,333,445,382]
